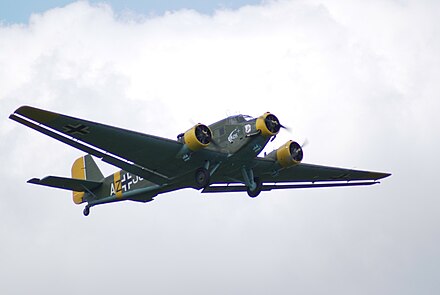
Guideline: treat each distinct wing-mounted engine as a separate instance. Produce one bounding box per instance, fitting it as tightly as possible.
[177,123,212,153]
[265,140,303,168]
[256,112,282,137]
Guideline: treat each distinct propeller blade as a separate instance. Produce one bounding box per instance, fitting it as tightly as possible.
[301,138,309,148]
[279,124,291,131]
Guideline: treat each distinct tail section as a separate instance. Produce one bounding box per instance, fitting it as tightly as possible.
[71,155,104,204]
[27,155,103,205]
[27,154,158,216]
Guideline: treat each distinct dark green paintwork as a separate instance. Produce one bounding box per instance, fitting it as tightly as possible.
[9,106,391,215]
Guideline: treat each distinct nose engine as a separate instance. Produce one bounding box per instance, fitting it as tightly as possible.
[256,112,282,137]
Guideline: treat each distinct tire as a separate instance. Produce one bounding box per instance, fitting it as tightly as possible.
[247,177,262,198]
[195,168,210,189]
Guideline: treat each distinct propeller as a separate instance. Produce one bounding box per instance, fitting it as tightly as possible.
[264,113,291,133]
[280,124,290,131]
[289,141,304,162]
[194,123,222,148]
[264,114,281,134]
[301,138,309,148]
[195,124,212,145]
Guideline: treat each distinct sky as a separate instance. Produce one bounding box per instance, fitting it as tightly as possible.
[0,0,262,23]
[1,0,439,294]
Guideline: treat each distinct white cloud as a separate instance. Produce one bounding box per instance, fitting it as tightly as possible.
[1,1,439,294]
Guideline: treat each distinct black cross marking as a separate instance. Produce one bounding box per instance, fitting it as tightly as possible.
[63,124,90,135]
[120,173,133,191]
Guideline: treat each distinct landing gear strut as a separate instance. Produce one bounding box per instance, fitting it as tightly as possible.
[242,166,262,198]
[195,167,210,189]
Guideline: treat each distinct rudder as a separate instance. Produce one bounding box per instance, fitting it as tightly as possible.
[71,155,104,204]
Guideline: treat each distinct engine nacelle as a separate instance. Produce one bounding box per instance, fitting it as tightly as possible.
[266,140,303,168]
[256,112,281,137]
[179,124,212,152]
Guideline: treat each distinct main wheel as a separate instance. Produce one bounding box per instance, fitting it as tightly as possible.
[247,177,262,198]
[195,168,210,189]
[83,206,90,216]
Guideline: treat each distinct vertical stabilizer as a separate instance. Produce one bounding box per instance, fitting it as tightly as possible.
[71,155,104,204]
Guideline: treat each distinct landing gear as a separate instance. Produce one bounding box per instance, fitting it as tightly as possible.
[247,177,262,198]
[195,167,210,189]
[241,166,263,198]
[83,206,90,216]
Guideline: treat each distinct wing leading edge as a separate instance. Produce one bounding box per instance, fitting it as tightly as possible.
[204,154,390,193]
[253,159,390,183]
[9,106,182,184]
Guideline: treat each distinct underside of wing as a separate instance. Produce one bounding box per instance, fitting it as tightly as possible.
[206,156,390,193]
[256,161,391,183]
[203,181,379,193]
[9,106,188,184]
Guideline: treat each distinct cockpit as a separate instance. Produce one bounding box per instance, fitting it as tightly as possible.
[227,114,254,124]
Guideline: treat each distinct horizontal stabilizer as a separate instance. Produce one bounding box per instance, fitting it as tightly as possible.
[203,181,380,193]
[28,176,102,192]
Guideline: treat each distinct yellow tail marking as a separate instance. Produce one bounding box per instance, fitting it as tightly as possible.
[114,171,123,199]
[71,156,86,204]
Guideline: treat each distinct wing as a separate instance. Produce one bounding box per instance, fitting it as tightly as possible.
[9,106,189,184]
[204,158,390,193]
[255,160,390,183]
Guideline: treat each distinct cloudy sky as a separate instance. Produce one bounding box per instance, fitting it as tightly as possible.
[1,0,439,294]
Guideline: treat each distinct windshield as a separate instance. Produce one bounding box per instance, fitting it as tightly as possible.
[242,115,254,121]
[228,114,254,124]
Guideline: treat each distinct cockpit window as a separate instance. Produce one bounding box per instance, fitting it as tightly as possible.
[228,114,254,124]
[243,115,254,121]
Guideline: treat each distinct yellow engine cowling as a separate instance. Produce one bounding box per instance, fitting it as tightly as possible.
[256,112,281,137]
[275,140,303,168]
[182,124,212,151]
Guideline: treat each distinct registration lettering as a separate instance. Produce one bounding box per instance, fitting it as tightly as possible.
[110,172,143,195]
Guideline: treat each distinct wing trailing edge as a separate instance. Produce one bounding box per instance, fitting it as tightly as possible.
[202,181,381,193]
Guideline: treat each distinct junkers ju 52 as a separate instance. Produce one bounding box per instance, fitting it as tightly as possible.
[10,106,390,216]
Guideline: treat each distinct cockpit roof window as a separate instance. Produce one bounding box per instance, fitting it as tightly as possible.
[243,115,254,121]
[228,114,254,123]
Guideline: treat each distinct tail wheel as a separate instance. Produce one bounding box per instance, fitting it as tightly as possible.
[83,206,90,216]
[195,168,210,189]
[247,177,262,198]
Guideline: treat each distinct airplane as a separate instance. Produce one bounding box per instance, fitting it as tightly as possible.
[9,106,390,216]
